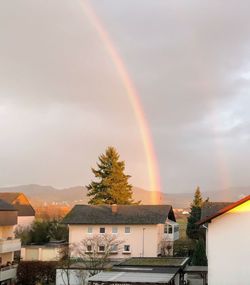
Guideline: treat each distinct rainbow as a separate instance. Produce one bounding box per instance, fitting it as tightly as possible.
[79,0,162,204]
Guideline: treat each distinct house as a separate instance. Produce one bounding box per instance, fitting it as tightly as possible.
[0,193,35,228]
[198,195,250,285]
[62,204,179,258]
[0,199,21,284]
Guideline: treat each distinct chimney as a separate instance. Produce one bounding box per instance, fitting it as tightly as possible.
[111,204,118,214]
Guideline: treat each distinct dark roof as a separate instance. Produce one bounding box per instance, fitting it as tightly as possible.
[0,192,35,216]
[0,199,16,211]
[198,195,250,225]
[200,202,232,221]
[62,205,175,225]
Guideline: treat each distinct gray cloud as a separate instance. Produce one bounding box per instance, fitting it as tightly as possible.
[1,0,250,193]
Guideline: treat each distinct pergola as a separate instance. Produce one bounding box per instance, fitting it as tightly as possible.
[183,266,208,285]
[88,271,178,285]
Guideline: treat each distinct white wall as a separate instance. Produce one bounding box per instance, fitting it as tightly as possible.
[207,200,250,285]
[56,269,89,285]
[17,216,35,228]
[21,246,62,261]
[69,224,160,258]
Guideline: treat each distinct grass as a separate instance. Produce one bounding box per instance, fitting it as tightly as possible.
[118,257,187,267]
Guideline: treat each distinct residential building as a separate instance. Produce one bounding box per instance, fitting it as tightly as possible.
[0,199,21,285]
[62,204,179,258]
[0,193,35,228]
[199,195,250,285]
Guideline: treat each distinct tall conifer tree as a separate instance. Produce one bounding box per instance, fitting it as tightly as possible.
[86,147,136,205]
[186,186,203,240]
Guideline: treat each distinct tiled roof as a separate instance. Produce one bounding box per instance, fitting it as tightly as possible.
[0,192,35,216]
[0,199,16,211]
[199,195,250,224]
[200,202,232,221]
[62,205,175,225]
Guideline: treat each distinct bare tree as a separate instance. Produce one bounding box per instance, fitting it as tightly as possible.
[58,244,73,285]
[160,238,173,256]
[73,234,124,276]
[58,234,124,285]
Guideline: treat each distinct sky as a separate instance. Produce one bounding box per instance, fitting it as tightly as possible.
[1,0,250,193]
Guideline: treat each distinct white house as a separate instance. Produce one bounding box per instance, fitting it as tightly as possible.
[199,195,250,285]
[62,204,179,258]
[0,193,35,228]
[0,199,21,285]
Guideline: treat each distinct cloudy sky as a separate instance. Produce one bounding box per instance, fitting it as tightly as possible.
[1,0,250,193]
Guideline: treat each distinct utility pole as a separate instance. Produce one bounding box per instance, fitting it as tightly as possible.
[142,227,146,257]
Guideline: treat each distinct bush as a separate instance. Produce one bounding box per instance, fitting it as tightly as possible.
[174,239,196,257]
[191,239,207,266]
[17,261,58,285]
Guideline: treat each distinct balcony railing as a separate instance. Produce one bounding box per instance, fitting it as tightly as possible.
[0,238,21,253]
[0,264,18,282]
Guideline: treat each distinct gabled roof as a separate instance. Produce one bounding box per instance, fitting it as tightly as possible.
[200,202,232,221]
[62,205,175,225]
[0,192,35,216]
[0,199,16,211]
[198,195,250,225]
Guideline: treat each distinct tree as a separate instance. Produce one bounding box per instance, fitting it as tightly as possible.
[191,239,207,266]
[58,234,123,285]
[15,219,68,245]
[87,146,137,205]
[186,187,204,240]
[159,237,173,256]
[73,233,124,276]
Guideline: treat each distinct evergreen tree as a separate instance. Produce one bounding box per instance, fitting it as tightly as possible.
[86,146,137,205]
[186,186,203,240]
[192,238,208,266]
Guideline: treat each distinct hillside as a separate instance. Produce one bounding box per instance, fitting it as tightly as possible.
[0,184,249,208]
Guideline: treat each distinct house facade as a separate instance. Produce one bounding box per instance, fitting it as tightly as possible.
[63,204,179,258]
[0,200,21,285]
[0,193,35,228]
[199,195,250,285]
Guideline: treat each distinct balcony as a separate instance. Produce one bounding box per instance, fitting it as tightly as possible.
[164,221,179,241]
[0,264,18,282]
[0,238,21,253]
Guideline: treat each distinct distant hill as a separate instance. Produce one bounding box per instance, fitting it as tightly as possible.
[0,184,249,208]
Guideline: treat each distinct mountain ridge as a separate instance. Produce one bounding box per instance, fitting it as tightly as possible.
[0,184,249,208]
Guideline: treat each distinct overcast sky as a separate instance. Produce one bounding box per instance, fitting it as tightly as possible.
[1,0,250,193]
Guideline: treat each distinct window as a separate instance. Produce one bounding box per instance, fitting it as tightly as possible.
[86,245,92,252]
[168,225,173,234]
[174,225,179,233]
[87,227,93,234]
[112,227,118,234]
[125,226,130,233]
[164,224,173,234]
[123,245,130,252]
[99,245,105,252]
[164,225,168,234]
[111,245,118,252]
[99,227,105,234]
